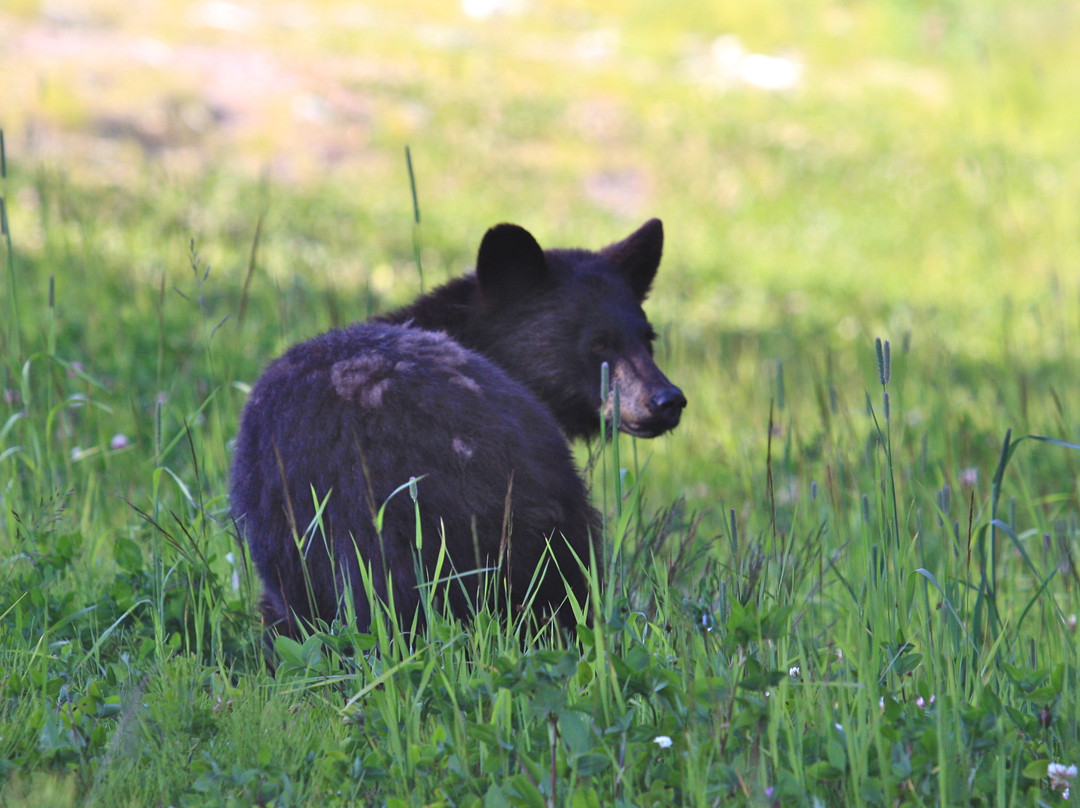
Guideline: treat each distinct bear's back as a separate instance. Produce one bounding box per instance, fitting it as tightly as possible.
[231,322,597,634]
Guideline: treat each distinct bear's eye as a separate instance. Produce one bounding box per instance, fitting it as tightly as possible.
[643,327,658,356]
[591,336,611,353]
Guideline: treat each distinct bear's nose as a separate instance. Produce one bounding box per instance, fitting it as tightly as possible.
[649,387,687,422]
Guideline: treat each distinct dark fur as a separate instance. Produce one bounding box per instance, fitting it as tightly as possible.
[231,220,684,635]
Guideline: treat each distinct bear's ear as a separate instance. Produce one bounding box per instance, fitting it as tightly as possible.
[476,224,549,304]
[600,218,664,301]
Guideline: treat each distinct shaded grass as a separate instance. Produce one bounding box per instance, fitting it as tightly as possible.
[1,183,1077,802]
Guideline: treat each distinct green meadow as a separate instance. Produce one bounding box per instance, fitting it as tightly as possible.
[1,0,1078,805]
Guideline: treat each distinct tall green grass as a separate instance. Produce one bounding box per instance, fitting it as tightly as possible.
[0,152,1076,805]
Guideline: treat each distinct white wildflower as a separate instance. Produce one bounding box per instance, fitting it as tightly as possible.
[462,0,525,19]
[701,35,803,91]
[652,735,673,749]
[789,666,800,679]
[1048,762,1077,793]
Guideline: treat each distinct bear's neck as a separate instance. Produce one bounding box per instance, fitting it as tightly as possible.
[374,275,596,441]
[375,275,482,346]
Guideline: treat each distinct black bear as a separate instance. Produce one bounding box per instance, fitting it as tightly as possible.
[231,219,685,636]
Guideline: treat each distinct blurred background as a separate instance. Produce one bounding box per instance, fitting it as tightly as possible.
[2,0,1078,519]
